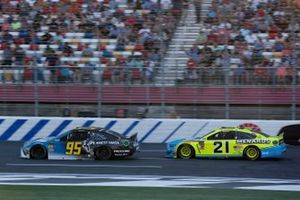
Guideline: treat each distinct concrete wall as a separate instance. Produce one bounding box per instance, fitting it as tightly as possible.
[0,117,299,143]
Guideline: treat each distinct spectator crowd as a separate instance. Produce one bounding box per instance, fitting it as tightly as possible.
[184,0,300,85]
[0,0,183,84]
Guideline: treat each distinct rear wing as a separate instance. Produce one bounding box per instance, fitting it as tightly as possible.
[277,124,300,145]
[129,133,138,143]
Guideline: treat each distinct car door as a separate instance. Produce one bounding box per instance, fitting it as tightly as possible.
[204,130,236,157]
[50,130,89,159]
[203,130,225,156]
[221,130,238,156]
[64,130,89,156]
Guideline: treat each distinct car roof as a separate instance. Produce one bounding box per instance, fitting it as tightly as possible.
[73,127,124,138]
[203,127,253,136]
[74,127,103,131]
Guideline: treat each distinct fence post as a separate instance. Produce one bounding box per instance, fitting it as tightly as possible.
[224,55,230,119]
[292,69,296,120]
[33,65,39,116]
[160,64,166,118]
[97,66,102,118]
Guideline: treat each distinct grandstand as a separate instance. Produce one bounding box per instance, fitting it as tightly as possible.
[0,0,299,119]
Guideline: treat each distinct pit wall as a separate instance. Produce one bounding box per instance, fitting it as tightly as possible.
[0,117,299,143]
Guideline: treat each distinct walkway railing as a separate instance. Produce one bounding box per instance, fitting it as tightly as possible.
[0,65,299,119]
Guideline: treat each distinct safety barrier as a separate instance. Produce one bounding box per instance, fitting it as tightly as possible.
[0,117,299,143]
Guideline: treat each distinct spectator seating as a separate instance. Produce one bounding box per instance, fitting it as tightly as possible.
[0,0,182,84]
[183,0,300,85]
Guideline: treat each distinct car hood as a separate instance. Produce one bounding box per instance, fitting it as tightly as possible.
[167,138,186,146]
[24,137,56,146]
[167,137,201,144]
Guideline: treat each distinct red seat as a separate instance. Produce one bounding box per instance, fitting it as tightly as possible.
[135,45,144,51]
[131,69,142,80]
[23,68,33,81]
[30,44,38,50]
[207,34,218,43]
[99,44,106,51]
[102,69,113,81]
[101,57,109,64]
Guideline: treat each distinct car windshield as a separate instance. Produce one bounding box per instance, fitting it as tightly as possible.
[194,130,215,140]
[58,131,70,138]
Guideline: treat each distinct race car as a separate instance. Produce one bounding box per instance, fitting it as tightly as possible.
[166,127,287,160]
[21,127,139,160]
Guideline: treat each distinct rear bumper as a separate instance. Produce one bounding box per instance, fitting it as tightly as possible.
[261,144,287,158]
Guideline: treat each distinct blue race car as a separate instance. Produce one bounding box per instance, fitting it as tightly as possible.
[21,127,139,160]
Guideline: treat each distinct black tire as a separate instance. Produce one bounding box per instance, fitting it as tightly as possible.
[177,144,195,159]
[94,147,113,160]
[244,146,260,160]
[30,145,47,159]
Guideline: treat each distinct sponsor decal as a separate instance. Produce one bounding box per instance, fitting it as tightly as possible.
[87,141,120,145]
[233,145,243,151]
[121,140,130,147]
[113,150,130,156]
[48,144,54,152]
[198,141,205,150]
[94,141,120,145]
[236,139,271,144]
[113,150,130,153]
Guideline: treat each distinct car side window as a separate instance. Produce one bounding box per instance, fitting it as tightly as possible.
[237,132,256,139]
[68,131,89,141]
[223,131,237,140]
[94,132,107,140]
[207,132,224,140]
[60,135,67,142]
[99,131,118,140]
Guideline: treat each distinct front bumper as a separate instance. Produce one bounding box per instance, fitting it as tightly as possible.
[165,143,177,158]
[165,150,175,158]
[261,144,287,158]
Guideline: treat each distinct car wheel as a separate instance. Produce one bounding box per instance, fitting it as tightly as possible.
[244,146,260,160]
[95,147,113,160]
[30,145,47,159]
[177,144,194,159]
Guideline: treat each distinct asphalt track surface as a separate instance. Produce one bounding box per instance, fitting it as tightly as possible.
[0,142,300,179]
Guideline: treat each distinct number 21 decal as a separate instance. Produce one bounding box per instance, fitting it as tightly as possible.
[214,141,229,153]
[66,142,82,155]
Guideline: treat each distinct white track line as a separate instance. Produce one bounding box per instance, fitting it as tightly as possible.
[0,173,300,191]
[6,163,162,169]
[236,185,300,192]
[0,182,209,188]
[140,150,166,152]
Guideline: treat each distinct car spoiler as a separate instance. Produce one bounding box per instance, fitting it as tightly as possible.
[129,133,138,142]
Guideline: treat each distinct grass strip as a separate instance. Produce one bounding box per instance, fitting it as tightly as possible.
[0,185,299,200]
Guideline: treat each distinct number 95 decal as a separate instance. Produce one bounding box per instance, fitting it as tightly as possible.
[66,142,82,155]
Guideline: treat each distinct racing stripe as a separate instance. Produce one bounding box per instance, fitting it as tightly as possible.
[82,120,95,127]
[123,121,139,136]
[139,121,162,143]
[104,120,117,129]
[162,122,186,143]
[49,120,72,137]
[0,119,27,141]
[21,120,50,141]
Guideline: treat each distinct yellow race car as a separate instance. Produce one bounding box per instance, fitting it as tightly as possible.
[165,127,287,160]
